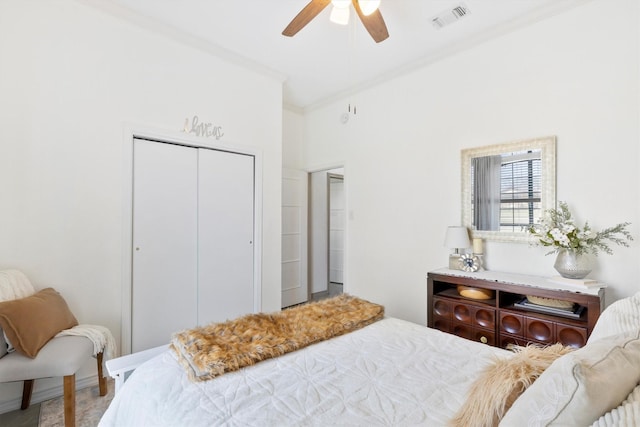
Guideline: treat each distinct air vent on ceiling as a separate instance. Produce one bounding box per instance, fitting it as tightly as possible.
[431,4,470,29]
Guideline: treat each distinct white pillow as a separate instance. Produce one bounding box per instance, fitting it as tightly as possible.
[591,383,640,427]
[500,329,640,426]
[588,292,640,344]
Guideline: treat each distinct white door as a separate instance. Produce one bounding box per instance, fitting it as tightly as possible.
[198,149,255,323]
[132,139,198,352]
[281,168,308,307]
[132,139,255,352]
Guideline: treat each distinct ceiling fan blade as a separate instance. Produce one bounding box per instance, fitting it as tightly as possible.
[282,0,332,37]
[352,0,389,43]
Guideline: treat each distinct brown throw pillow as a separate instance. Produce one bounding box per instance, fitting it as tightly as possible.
[0,288,78,358]
[450,343,573,427]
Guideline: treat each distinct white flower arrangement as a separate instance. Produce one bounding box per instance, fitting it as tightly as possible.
[528,202,633,256]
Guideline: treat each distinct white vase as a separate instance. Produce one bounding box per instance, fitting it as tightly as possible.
[553,249,592,279]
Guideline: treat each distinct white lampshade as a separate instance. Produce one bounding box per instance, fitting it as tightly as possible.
[444,226,471,253]
[331,0,351,9]
[329,5,350,25]
[358,0,381,16]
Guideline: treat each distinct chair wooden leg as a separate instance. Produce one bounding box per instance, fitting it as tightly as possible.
[63,374,75,427]
[21,380,34,410]
[97,351,107,396]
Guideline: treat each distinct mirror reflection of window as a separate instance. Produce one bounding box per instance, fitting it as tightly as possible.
[471,150,542,232]
[472,155,501,231]
[461,136,555,242]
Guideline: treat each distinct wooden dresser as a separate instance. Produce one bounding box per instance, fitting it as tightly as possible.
[427,269,605,349]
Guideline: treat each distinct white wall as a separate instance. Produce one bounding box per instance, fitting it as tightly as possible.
[299,0,640,324]
[0,0,282,409]
[283,108,305,169]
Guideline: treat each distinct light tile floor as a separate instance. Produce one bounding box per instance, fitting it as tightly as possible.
[0,379,114,427]
[311,282,344,302]
[0,403,40,427]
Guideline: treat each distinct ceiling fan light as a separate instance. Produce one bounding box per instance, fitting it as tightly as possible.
[331,0,351,9]
[329,5,350,25]
[358,0,381,16]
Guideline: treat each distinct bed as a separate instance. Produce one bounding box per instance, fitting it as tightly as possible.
[99,293,640,427]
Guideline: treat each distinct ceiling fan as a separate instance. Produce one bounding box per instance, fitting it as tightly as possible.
[282,0,389,43]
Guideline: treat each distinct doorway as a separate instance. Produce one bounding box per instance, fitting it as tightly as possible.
[328,173,344,297]
[309,167,345,301]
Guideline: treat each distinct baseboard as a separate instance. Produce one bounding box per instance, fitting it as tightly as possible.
[0,375,98,414]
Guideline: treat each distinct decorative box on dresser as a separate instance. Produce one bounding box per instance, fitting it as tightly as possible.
[427,269,605,349]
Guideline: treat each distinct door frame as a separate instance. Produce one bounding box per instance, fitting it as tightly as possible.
[327,173,344,288]
[308,164,346,298]
[121,125,263,355]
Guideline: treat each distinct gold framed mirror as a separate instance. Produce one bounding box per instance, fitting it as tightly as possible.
[461,136,556,242]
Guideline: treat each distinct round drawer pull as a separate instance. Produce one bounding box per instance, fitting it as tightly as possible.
[480,336,488,344]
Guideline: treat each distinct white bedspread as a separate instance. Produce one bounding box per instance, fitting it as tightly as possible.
[99,318,511,426]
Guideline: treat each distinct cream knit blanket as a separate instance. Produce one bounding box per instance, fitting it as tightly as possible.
[0,270,35,301]
[56,324,117,360]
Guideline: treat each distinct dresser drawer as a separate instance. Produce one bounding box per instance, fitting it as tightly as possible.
[499,311,525,336]
[525,317,555,344]
[556,323,588,348]
[472,306,496,329]
[452,321,495,346]
[452,322,473,340]
[452,303,472,324]
[433,315,452,334]
[433,297,453,320]
[499,333,529,349]
[473,328,495,346]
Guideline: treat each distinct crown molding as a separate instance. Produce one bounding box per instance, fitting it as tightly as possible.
[78,0,287,84]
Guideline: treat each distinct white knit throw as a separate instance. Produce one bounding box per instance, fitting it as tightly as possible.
[56,324,117,361]
[0,270,35,301]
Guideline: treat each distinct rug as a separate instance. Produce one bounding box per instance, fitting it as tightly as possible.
[38,379,114,427]
[171,293,384,381]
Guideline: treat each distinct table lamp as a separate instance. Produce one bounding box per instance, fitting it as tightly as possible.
[444,226,471,269]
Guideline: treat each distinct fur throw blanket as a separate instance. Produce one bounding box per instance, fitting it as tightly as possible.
[450,343,574,427]
[170,294,384,382]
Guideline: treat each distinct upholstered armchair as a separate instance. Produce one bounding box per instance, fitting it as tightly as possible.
[0,270,115,427]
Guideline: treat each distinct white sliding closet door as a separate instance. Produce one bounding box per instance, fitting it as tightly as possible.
[132,139,198,352]
[131,138,256,352]
[197,149,254,324]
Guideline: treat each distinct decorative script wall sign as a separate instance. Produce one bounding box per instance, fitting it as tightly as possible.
[183,115,224,140]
